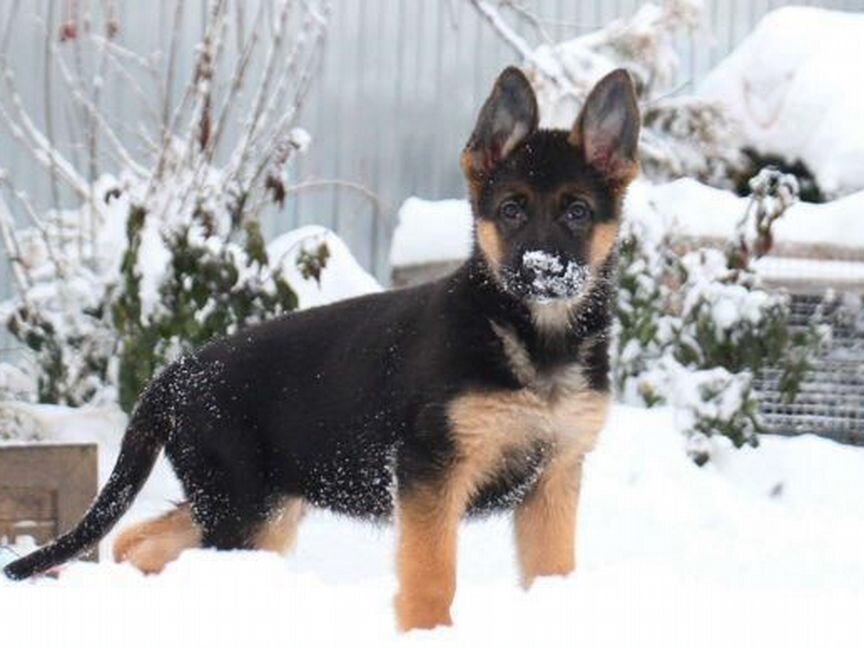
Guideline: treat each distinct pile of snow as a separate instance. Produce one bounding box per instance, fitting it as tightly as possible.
[390,180,864,269]
[267,225,381,308]
[389,198,473,268]
[2,404,864,646]
[753,257,864,285]
[698,7,864,197]
[390,198,471,267]
[632,178,864,250]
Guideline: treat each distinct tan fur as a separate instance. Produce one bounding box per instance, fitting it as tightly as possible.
[395,486,460,631]
[113,504,200,575]
[460,149,484,201]
[449,385,609,592]
[449,381,607,461]
[589,221,620,268]
[476,220,504,272]
[514,452,584,588]
[394,375,608,632]
[114,499,307,575]
[491,322,536,385]
[253,498,306,554]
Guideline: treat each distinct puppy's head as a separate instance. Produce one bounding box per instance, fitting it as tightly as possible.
[462,67,640,304]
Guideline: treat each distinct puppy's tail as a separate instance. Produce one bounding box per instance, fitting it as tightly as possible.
[3,414,164,581]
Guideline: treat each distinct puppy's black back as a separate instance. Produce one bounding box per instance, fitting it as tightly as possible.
[156,267,511,521]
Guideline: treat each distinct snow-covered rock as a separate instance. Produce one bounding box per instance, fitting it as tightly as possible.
[698,7,864,198]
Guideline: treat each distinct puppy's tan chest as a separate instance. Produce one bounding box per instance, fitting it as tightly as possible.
[447,372,608,500]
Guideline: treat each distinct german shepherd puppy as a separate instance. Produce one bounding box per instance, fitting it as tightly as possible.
[4,66,640,631]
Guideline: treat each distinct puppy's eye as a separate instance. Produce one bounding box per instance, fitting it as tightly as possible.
[563,200,591,226]
[498,199,526,224]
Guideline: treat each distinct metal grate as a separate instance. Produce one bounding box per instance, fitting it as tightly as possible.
[755,293,864,445]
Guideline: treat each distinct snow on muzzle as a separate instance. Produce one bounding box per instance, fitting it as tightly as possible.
[503,250,592,302]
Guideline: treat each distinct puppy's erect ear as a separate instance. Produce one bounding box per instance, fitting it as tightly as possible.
[462,67,538,180]
[570,68,641,184]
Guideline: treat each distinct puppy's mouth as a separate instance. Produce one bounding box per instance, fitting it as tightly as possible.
[501,250,592,303]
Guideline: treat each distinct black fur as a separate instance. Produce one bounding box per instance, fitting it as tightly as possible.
[4,67,639,581]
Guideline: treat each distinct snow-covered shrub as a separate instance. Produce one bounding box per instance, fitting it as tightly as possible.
[0,182,120,406]
[110,200,311,413]
[471,0,745,187]
[614,168,826,463]
[733,149,824,203]
[0,2,335,413]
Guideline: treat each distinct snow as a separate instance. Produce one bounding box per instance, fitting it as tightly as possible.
[637,178,864,251]
[267,225,382,308]
[754,257,864,285]
[520,250,591,300]
[698,7,864,197]
[3,404,864,647]
[389,197,473,267]
[390,180,864,268]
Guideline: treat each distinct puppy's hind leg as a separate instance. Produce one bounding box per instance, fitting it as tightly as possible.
[113,503,201,574]
[252,497,306,555]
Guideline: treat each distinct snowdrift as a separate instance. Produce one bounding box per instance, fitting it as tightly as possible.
[2,404,863,647]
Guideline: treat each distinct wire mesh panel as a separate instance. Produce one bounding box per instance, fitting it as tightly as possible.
[755,293,864,445]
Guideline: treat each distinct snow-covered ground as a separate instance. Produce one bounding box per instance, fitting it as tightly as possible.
[2,404,863,647]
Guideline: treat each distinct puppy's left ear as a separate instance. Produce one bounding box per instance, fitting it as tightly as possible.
[462,66,539,180]
[570,68,641,184]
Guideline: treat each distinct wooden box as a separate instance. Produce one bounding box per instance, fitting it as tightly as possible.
[0,444,99,561]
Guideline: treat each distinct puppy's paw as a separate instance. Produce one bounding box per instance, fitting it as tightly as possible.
[394,591,453,632]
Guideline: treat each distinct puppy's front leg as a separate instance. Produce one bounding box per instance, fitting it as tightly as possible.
[514,454,583,589]
[394,485,461,632]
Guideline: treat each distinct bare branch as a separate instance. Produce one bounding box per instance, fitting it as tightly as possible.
[468,0,575,92]
[161,0,184,133]
[0,186,32,291]
[498,0,555,44]
[205,0,267,162]
[226,0,295,180]
[284,178,382,211]
[245,4,329,192]
[0,175,66,277]
[52,44,148,178]
[43,0,61,208]
[0,63,92,201]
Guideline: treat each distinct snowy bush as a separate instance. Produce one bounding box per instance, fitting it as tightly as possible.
[613,169,827,463]
[0,2,335,413]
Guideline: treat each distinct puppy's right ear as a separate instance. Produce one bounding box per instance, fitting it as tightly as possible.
[461,67,538,181]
